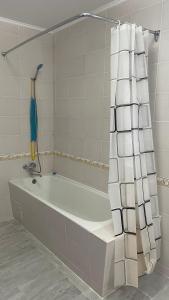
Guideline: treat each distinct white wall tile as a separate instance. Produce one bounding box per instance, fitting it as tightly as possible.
[0,135,22,154]
[155,94,169,121]
[84,49,106,75]
[36,81,54,100]
[156,150,169,177]
[0,117,20,135]
[67,77,86,98]
[55,79,69,98]
[54,156,108,192]
[19,31,53,82]
[148,36,159,64]
[84,75,105,98]
[153,122,169,151]
[38,116,53,134]
[158,185,169,215]
[159,29,169,61]
[41,155,54,174]
[0,98,20,116]
[161,212,169,242]
[149,93,156,121]
[56,55,85,78]
[0,76,20,98]
[148,63,158,93]
[161,0,169,30]
[68,138,85,158]
[83,19,106,52]
[159,238,169,268]
[0,21,54,222]
[54,117,69,138]
[157,62,169,93]
[0,52,20,78]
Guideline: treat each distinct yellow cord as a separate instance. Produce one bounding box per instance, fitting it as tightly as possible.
[31,142,36,161]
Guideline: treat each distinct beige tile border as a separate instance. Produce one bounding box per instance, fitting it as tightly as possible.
[157,176,169,188]
[54,151,109,170]
[0,151,54,161]
[0,151,168,188]
[0,151,109,169]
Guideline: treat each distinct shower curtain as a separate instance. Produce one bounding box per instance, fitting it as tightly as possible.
[109,24,161,287]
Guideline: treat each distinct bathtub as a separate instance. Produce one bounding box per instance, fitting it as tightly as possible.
[9,174,119,297]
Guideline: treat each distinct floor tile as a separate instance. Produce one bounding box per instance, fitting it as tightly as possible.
[106,286,150,300]
[153,285,169,300]
[139,272,169,298]
[0,220,84,300]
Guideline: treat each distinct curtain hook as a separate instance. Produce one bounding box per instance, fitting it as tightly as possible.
[117,19,121,27]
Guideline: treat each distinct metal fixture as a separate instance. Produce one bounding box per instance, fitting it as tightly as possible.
[52,171,57,175]
[32,178,37,184]
[30,64,43,169]
[23,162,42,177]
[1,12,160,57]
[32,63,44,81]
[154,30,160,42]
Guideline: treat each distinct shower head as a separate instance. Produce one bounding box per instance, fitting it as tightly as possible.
[32,64,44,81]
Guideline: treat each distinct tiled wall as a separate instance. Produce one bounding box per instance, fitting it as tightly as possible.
[53,0,169,272]
[53,0,160,190]
[0,21,54,222]
[53,13,110,191]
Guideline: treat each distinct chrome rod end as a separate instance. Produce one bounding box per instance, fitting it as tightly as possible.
[80,12,90,18]
[154,30,160,42]
[1,52,7,57]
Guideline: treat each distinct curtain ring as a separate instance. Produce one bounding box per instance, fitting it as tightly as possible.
[115,19,121,29]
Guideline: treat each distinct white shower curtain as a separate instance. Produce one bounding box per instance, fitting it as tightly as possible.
[109,24,161,287]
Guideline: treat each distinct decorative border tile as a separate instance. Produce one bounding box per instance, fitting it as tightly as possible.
[0,151,109,169]
[54,151,109,170]
[0,151,169,188]
[0,151,54,161]
[157,176,169,188]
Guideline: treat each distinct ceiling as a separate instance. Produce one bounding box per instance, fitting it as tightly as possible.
[0,0,114,28]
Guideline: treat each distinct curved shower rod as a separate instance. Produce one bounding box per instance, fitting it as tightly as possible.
[1,12,160,57]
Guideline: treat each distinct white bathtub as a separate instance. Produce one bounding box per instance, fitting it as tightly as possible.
[9,174,118,297]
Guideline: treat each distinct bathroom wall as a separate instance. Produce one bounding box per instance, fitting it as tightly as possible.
[0,20,54,222]
[53,0,169,273]
[53,0,161,191]
[53,13,110,191]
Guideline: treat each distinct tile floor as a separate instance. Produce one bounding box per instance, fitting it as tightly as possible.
[0,220,168,300]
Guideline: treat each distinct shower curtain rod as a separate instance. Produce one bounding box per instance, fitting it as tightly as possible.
[1,12,160,57]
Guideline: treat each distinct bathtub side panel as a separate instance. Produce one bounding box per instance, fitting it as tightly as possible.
[103,240,115,297]
[9,184,23,222]
[9,184,68,258]
[65,217,109,295]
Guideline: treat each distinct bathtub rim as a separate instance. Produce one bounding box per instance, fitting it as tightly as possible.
[9,173,108,199]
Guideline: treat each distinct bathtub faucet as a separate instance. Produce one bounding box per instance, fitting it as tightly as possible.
[23,162,42,177]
